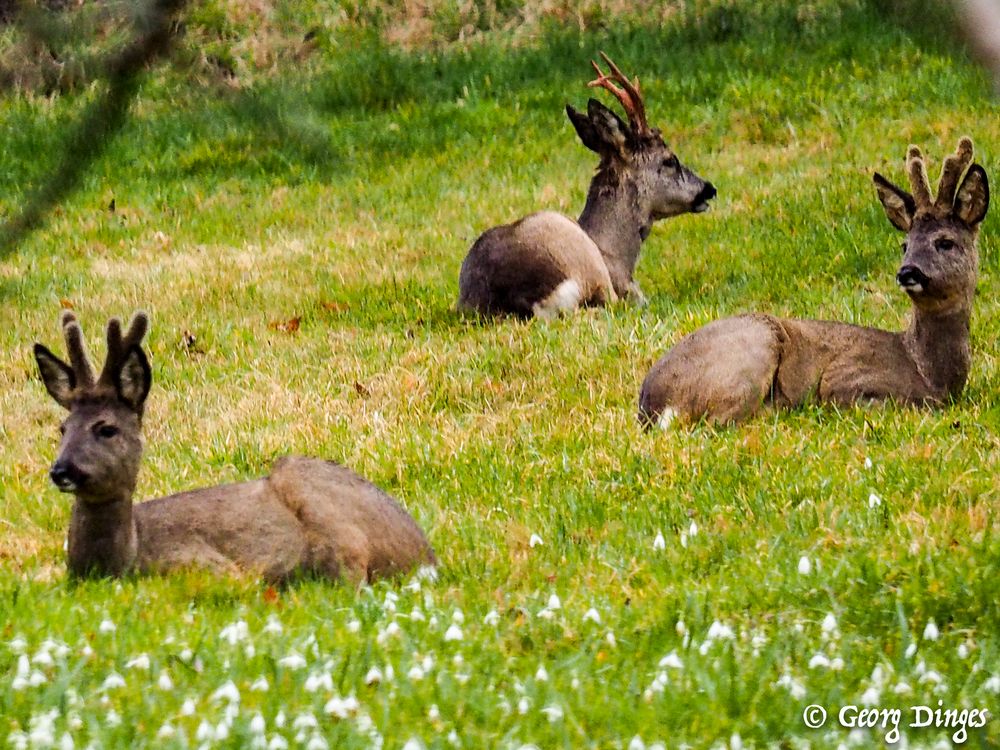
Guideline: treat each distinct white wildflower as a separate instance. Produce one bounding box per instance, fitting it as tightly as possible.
[547,594,561,610]
[905,642,918,659]
[444,625,463,642]
[250,676,269,692]
[346,619,361,634]
[98,619,116,634]
[483,610,500,626]
[219,620,249,645]
[268,736,289,750]
[211,680,240,703]
[278,652,307,670]
[125,654,150,670]
[324,694,359,718]
[407,665,425,681]
[583,608,601,625]
[821,613,838,634]
[923,619,940,641]
[263,616,283,635]
[157,723,176,739]
[652,532,666,551]
[157,671,173,690]
[606,631,617,647]
[797,556,812,575]
[101,672,125,690]
[983,675,1000,693]
[517,697,530,715]
[364,667,383,685]
[427,704,440,721]
[658,651,683,669]
[180,698,196,715]
[540,705,563,722]
[868,492,882,508]
[402,739,425,750]
[304,671,333,693]
[535,665,549,682]
[528,534,543,548]
[860,686,881,706]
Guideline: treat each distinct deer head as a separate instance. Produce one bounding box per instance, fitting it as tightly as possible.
[34,311,151,503]
[874,137,989,314]
[566,52,716,219]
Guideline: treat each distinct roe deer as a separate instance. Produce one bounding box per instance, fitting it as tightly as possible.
[34,311,436,581]
[457,52,717,319]
[639,137,989,426]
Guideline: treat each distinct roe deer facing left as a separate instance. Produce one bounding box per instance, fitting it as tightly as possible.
[639,137,989,426]
[457,53,716,319]
[34,310,436,581]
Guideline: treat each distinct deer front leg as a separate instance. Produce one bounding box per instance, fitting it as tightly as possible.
[623,281,648,307]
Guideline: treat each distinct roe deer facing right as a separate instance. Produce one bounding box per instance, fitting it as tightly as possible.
[34,310,436,582]
[457,53,716,319]
[639,137,990,426]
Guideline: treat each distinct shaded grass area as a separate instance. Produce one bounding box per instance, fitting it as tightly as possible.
[2,1,1000,747]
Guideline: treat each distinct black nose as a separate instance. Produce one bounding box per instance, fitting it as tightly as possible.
[897,265,930,290]
[49,461,85,491]
[696,182,717,203]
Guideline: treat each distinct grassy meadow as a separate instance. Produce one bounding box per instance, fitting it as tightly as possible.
[2,0,1000,746]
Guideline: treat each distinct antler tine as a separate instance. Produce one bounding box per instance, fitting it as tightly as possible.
[98,311,148,386]
[60,311,97,386]
[934,136,974,211]
[906,145,933,209]
[587,52,650,135]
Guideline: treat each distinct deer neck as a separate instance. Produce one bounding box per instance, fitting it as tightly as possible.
[902,303,972,399]
[578,174,647,296]
[67,493,138,577]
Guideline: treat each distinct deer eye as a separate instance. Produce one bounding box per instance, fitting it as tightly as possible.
[900,242,907,254]
[934,238,956,252]
[59,423,67,435]
[661,155,679,170]
[95,424,119,439]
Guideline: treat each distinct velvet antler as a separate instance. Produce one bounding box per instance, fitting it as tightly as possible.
[588,52,651,138]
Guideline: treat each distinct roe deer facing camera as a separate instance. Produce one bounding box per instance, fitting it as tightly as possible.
[639,137,989,426]
[34,311,436,581]
[457,53,717,319]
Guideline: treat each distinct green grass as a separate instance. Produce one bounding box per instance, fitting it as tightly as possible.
[2,1,1000,747]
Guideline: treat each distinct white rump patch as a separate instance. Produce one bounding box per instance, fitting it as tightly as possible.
[657,407,679,430]
[532,279,582,320]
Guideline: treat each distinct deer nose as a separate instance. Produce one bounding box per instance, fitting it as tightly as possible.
[49,461,85,492]
[897,265,930,291]
[700,182,717,201]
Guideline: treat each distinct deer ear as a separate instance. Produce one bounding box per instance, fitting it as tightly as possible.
[873,172,916,232]
[34,344,76,409]
[566,104,604,154]
[573,98,630,158]
[954,164,989,226]
[116,346,151,414]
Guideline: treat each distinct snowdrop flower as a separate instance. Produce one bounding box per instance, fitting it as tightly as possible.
[263,616,283,635]
[540,705,563,722]
[125,654,150,670]
[250,714,266,734]
[428,704,440,721]
[9,636,27,654]
[679,532,688,549]
[689,521,698,537]
[347,619,361,634]
[606,631,617,647]
[451,609,464,624]
[101,672,125,690]
[658,652,683,669]
[293,714,318,731]
[27,710,58,747]
[583,608,601,625]
[860,686,881,706]
[957,643,970,659]
[407,665,425,681]
[864,456,873,469]
[983,675,1000,693]
[103,710,120,727]
[157,723,176,739]
[774,673,806,700]
[707,621,736,641]
[675,619,687,637]
[421,654,434,672]
[279,652,307,670]
[484,610,500,626]
[157,671,173,690]
[444,624,463,642]
[447,730,460,747]
[730,733,743,750]
[383,592,398,613]
[905,643,918,659]
[919,670,943,685]
[364,667,384,685]
[212,681,240,703]
[893,681,912,695]
[923,619,940,641]
[537,608,555,621]
[410,608,426,622]
[215,721,231,741]
[821,613,838,634]
[402,739,425,750]
[535,665,549,682]
[868,493,882,508]
[219,620,249,645]
[547,594,561,610]
[830,657,845,671]
[653,532,666,551]
[250,676,269,692]
[304,671,333,693]
[628,737,646,750]
[809,653,831,669]
[179,648,193,662]
[180,698,196,715]
[797,556,812,575]
[377,622,402,645]
[268,736,289,750]
[305,735,328,750]
[98,619,116,634]
[517,697,530,715]
[324,695,359,718]
[529,534,543,548]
